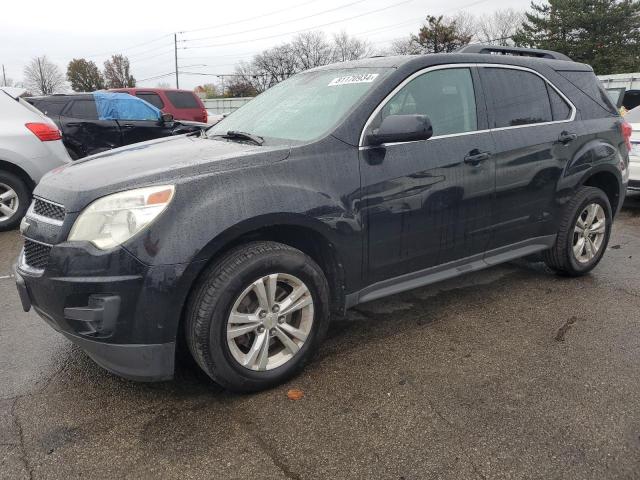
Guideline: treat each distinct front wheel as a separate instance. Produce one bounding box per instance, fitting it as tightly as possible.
[185,241,330,392]
[0,171,31,232]
[543,186,612,276]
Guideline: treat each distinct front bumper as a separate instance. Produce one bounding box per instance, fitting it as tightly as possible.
[15,243,200,382]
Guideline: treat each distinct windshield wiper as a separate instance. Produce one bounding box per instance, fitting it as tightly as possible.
[216,130,264,145]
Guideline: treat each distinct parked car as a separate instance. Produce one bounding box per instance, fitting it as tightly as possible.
[621,105,640,191]
[0,87,70,231]
[109,88,208,123]
[15,46,629,392]
[27,92,207,159]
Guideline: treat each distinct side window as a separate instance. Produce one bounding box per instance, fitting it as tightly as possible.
[165,91,200,109]
[547,85,572,121]
[136,92,164,109]
[66,99,98,120]
[481,68,552,128]
[374,68,478,137]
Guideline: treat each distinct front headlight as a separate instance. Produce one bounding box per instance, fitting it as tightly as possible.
[68,185,175,250]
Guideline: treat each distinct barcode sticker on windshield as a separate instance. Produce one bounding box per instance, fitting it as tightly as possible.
[328,74,379,86]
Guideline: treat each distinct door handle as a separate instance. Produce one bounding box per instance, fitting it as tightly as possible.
[121,124,135,128]
[66,122,82,127]
[464,151,492,165]
[558,131,577,144]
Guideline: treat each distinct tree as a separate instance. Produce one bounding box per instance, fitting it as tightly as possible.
[332,31,373,62]
[103,54,136,88]
[513,0,640,74]
[414,15,473,53]
[67,58,104,92]
[23,56,65,95]
[478,9,525,45]
[195,83,219,98]
[291,31,333,70]
[225,79,258,97]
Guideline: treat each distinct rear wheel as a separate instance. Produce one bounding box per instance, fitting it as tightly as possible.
[0,172,30,232]
[543,186,612,276]
[185,241,330,392]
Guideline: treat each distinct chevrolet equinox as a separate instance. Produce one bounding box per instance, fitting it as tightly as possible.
[15,46,630,392]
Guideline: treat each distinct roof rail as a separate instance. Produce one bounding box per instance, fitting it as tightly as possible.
[456,44,572,62]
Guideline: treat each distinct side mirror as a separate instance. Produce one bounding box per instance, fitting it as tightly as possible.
[366,114,433,146]
[160,112,174,123]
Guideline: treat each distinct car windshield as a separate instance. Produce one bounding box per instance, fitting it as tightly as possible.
[208,67,392,144]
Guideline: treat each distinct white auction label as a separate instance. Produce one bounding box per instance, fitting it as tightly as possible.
[328,74,379,86]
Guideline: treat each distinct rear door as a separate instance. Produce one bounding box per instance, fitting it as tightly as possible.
[479,66,578,250]
[360,66,496,283]
[60,98,121,157]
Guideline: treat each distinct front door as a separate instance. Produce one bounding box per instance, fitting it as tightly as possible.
[360,66,496,284]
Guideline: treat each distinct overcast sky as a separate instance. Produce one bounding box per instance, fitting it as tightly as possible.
[0,0,532,91]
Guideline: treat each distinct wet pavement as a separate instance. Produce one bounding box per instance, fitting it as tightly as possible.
[1,194,640,480]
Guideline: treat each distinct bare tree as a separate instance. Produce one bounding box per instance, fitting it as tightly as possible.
[291,31,333,70]
[452,12,479,43]
[234,61,271,93]
[388,35,424,55]
[23,56,65,95]
[332,31,373,62]
[103,54,136,88]
[477,9,525,45]
[253,44,300,88]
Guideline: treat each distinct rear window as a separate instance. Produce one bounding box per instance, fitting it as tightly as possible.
[165,91,200,109]
[30,100,67,116]
[136,92,164,109]
[66,99,98,120]
[480,68,552,128]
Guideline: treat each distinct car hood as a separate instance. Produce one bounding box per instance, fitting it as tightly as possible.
[34,134,290,213]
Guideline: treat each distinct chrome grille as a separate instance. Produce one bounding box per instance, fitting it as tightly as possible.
[33,198,65,222]
[23,240,52,270]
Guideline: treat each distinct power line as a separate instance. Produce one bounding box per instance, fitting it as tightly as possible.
[180,0,321,34]
[181,0,368,43]
[182,0,414,50]
[85,34,172,59]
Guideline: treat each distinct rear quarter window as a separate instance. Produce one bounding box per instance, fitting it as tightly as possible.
[165,91,200,109]
[556,70,618,116]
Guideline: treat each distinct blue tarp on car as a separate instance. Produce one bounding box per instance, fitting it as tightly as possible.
[93,91,161,121]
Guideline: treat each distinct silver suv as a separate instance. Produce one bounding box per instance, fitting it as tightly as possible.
[0,87,70,230]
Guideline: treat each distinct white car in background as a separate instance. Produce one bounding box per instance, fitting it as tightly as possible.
[0,87,70,230]
[624,105,640,192]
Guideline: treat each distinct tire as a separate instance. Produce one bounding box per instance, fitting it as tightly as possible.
[185,241,330,393]
[0,171,31,232]
[543,186,612,276]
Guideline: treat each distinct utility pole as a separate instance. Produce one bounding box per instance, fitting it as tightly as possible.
[2,65,6,86]
[174,33,179,89]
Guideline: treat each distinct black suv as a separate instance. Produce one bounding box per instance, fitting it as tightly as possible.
[27,93,205,159]
[15,46,630,392]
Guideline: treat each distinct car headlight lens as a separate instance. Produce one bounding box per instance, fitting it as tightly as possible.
[68,185,175,250]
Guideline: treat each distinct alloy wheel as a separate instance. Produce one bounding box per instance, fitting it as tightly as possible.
[226,273,314,371]
[0,183,19,222]
[572,203,606,264]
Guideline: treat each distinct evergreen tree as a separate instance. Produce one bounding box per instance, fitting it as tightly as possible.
[513,0,640,74]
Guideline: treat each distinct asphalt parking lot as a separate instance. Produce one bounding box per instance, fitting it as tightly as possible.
[1,195,639,480]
